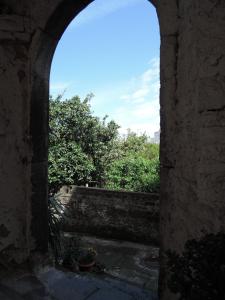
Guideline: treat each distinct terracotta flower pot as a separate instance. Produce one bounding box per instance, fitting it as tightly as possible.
[78,260,95,272]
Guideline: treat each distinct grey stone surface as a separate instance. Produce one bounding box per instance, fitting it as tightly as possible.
[38,269,99,300]
[0,284,24,300]
[1,274,53,300]
[88,288,133,300]
[37,267,157,300]
[59,186,159,245]
[0,267,157,300]
[71,234,159,292]
[3,275,46,295]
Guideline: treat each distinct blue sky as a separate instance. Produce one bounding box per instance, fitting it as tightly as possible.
[50,0,160,137]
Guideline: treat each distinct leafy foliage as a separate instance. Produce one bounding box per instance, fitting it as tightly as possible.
[61,236,82,270]
[48,94,160,193]
[49,142,94,192]
[48,94,119,192]
[105,131,160,192]
[106,156,159,193]
[118,130,149,155]
[48,194,66,263]
[166,232,225,300]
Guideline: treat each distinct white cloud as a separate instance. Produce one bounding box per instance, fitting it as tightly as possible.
[132,87,149,99]
[50,82,71,91]
[120,95,130,100]
[132,100,159,118]
[119,122,159,137]
[50,81,75,98]
[87,58,160,137]
[120,58,159,105]
[71,0,142,28]
[115,58,160,137]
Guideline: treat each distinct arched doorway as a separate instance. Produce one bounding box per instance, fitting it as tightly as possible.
[30,0,159,254]
[48,0,160,291]
[30,1,162,297]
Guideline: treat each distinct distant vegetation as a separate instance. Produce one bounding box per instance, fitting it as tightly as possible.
[48,94,160,194]
[105,131,159,193]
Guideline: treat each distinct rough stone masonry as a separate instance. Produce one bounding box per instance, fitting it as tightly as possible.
[58,186,159,245]
[0,1,225,299]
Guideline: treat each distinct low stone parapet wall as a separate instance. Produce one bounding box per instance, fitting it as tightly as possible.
[58,186,159,245]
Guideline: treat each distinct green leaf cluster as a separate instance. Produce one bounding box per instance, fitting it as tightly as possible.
[105,131,160,193]
[48,94,119,192]
[48,94,160,193]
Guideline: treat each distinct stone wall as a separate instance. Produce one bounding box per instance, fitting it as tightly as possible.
[1,1,225,299]
[159,2,225,298]
[58,186,159,245]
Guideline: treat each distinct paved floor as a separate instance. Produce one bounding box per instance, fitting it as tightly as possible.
[72,234,159,292]
[0,235,159,299]
[39,267,158,300]
[1,268,158,300]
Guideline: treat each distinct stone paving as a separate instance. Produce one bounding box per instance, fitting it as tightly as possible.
[0,267,158,300]
[73,234,159,292]
[0,235,159,299]
[38,267,158,300]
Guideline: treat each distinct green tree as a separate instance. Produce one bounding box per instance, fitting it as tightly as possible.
[105,130,160,193]
[105,156,159,193]
[48,142,94,192]
[49,96,160,194]
[118,130,148,155]
[117,130,159,160]
[48,94,120,192]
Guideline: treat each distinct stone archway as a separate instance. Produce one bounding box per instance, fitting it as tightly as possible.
[2,1,225,299]
[30,0,96,254]
[0,1,171,298]
[30,0,164,295]
[30,0,159,255]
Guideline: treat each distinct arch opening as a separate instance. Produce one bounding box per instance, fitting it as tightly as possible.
[30,1,161,294]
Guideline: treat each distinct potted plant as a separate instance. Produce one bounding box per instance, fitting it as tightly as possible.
[78,248,97,272]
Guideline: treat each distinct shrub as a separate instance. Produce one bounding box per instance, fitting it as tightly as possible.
[166,232,225,300]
